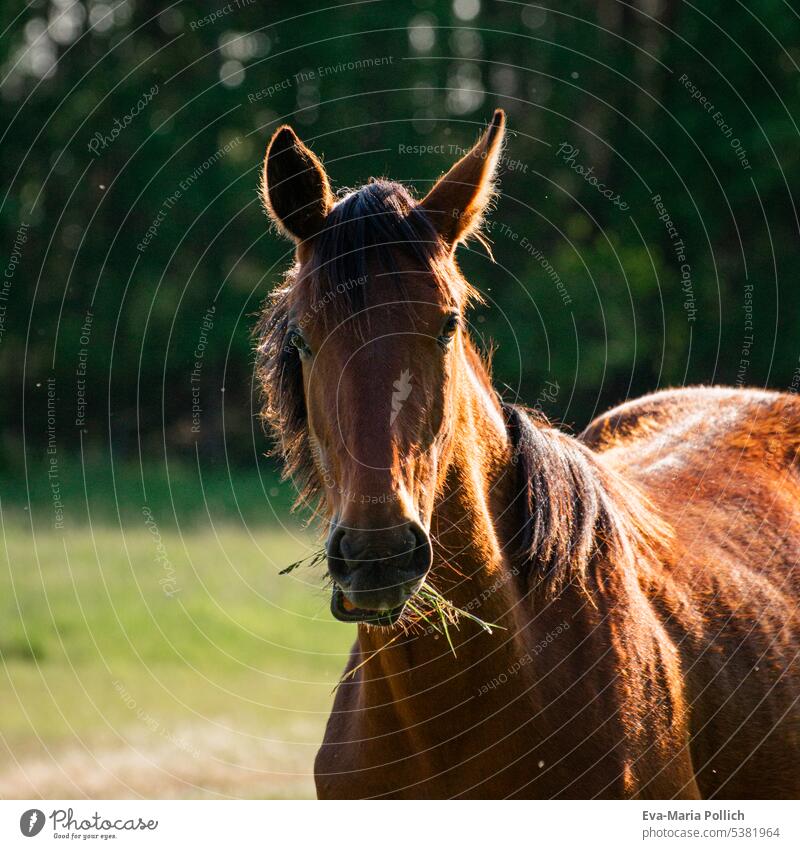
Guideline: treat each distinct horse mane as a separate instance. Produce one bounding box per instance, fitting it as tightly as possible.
[502,404,671,598]
[254,180,476,514]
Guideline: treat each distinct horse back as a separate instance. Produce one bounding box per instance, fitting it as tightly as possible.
[583,386,800,798]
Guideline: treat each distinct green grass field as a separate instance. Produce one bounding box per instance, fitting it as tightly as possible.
[0,513,354,799]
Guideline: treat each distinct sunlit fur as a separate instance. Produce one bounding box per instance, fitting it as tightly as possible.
[504,404,671,599]
[257,124,800,800]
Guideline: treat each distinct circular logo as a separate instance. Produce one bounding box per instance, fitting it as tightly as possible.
[19,809,45,837]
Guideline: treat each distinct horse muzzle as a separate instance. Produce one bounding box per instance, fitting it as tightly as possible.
[326,522,432,625]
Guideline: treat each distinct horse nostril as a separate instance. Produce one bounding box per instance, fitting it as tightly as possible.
[327,526,347,563]
[338,535,353,560]
[406,521,428,552]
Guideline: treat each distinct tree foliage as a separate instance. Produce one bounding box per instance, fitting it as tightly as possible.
[2,0,798,473]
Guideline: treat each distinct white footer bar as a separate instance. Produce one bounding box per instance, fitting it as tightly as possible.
[1,799,797,848]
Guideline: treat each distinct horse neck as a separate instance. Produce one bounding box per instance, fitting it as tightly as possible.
[356,344,548,674]
[348,350,674,784]
[430,349,522,618]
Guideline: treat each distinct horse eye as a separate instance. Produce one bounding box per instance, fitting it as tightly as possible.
[288,329,311,356]
[439,313,460,343]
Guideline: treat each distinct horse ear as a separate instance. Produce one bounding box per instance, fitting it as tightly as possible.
[421,109,506,248]
[262,125,334,243]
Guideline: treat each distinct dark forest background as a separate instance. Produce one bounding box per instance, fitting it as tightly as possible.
[2,0,800,522]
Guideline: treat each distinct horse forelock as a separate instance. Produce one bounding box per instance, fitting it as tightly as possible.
[303,181,477,321]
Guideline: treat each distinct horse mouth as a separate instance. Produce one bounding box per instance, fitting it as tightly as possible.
[330,586,407,626]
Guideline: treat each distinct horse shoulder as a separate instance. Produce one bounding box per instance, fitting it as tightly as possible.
[582,386,800,797]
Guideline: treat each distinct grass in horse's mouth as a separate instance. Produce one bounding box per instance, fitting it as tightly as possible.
[279,548,503,658]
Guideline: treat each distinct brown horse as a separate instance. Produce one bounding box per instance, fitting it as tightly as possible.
[256,110,800,799]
